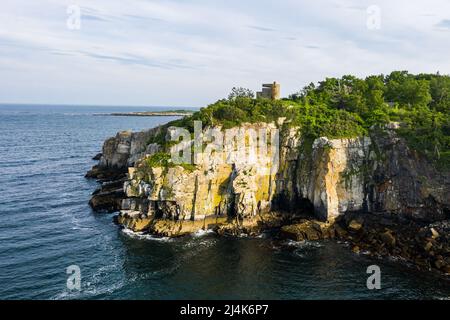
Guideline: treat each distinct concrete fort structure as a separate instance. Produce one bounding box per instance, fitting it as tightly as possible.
[256,81,280,100]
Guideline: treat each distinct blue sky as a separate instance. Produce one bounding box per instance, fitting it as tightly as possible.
[0,0,449,107]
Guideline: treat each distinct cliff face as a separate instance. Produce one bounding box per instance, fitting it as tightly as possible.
[99,127,164,170]
[276,125,449,223]
[88,121,450,274]
[275,131,372,221]
[90,122,449,230]
[86,126,163,212]
[118,123,280,234]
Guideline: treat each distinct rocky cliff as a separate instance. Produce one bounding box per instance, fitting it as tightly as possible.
[87,121,450,275]
[276,124,449,222]
[86,126,165,212]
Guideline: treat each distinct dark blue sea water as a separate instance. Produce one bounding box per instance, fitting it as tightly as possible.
[0,104,449,300]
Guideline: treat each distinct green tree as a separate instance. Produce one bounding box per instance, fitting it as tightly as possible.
[430,75,450,113]
[228,87,255,100]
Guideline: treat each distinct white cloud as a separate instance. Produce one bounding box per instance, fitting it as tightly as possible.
[0,0,449,106]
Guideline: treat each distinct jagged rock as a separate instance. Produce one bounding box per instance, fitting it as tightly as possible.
[88,178,127,212]
[443,265,450,274]
[334,224,348,238]
[348,219,363,232]
[89,189,124,212]
[99,128,164,169]
[85,165,125,181]
[380,230,396,247]
[280,220,333,241]
[118,211,152,232]
[434,258,446,269]
[233,165,259,218]
[430,228,440,239]
[352,246,360,254]
[86,126,167,212]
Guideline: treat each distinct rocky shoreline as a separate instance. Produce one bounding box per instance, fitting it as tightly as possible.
[85,163,127,213]
[281,212,450,275]
[86,121,450,278]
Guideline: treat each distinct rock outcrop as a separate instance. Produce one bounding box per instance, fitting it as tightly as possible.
[96,127,164,171]
[86,126,164,212]
[87,121,450,275]
[275,125,449,223]
[334,212,450,275]
[117,123,280,232]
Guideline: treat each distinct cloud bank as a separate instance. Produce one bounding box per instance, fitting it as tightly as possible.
[0,0,449,106]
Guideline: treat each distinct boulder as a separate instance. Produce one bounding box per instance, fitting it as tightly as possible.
[434,258,446,270]
[352,246,360,254]
[348,219,363,232]
[430,228,440,239]
[280,220,332,241]
[424,241,433,252]
[380,230,396,247]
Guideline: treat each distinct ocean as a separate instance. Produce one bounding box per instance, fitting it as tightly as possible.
[0,104,449,300]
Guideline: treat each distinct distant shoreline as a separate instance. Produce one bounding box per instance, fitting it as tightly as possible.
[93,110,194,117]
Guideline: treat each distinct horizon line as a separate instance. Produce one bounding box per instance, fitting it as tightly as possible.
[0,102,200,109]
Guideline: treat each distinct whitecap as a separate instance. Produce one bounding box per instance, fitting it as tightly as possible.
[255,232,270,239]
[121,228,173,242]
[192,228,215,237]
[53,278,126,300]
[283,239,324,251]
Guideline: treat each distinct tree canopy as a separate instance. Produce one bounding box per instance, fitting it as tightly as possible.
[166,71,450,170]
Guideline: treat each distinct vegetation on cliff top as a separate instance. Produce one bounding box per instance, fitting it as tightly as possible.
[291,71,450,168]
[143,152,196,172]
[148,71,449,170]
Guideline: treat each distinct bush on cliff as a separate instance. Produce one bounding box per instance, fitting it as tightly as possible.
[135,152,196,176]
[156,71,450,170]
[290,71,450,169]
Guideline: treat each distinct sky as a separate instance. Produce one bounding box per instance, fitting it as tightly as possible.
[0,0,449,107]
